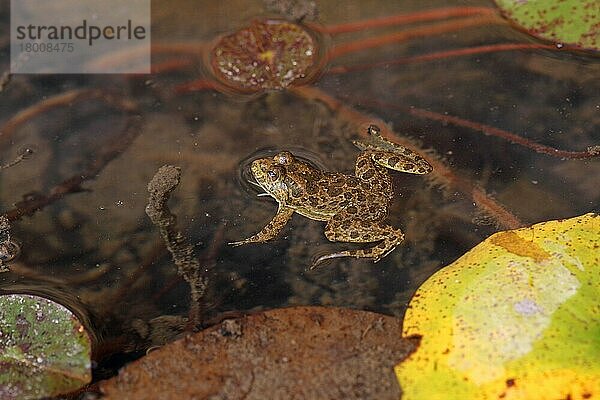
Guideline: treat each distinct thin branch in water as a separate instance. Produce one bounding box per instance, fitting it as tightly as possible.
[0,89,138,150]
[2,114,143,223]
[327,43,557,74]
[309,6,497,34]
[327,14,506,60]
[86,42,206,74]
[1,89,96,148]
[145,165,209,330]
[410,108,600,160]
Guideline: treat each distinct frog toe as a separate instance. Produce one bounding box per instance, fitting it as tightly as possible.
[309,251,350,269]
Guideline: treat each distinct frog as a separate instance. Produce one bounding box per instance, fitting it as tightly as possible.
[230,124,433,268]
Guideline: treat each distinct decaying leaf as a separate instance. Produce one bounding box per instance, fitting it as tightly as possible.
[210,19,319,91]
[495,0,600,51]
[101,306,419,400]
[0,293,92,399]
[395,213,599,399]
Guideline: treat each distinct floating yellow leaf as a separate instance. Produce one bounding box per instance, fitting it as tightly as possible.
[396,213,599,400]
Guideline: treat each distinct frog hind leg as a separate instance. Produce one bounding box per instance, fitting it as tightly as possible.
[312,212,404,269]
[370,150,433,175]
[353,125,433,175]
[229,206,294,246]
[353,152,394,195]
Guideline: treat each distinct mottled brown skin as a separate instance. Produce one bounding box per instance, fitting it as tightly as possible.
[230,125,433,268]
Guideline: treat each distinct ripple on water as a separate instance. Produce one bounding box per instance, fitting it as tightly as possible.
[235,146,328,199]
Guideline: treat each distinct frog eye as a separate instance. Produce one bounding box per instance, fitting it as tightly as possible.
[267,166,284,181]
[275,151,294,165]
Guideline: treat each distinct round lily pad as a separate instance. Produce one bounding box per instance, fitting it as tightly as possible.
[101,306,419,399]
[0,294,92,399]
[495,0,600,51]
[209,19,319,92]
[395,213,599,399]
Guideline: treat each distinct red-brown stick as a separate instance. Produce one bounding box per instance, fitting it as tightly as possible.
[0,90,137,150]
[328,43,557,74]
[3,114,142,222]
[410,108,599,159]
[311,6,497,35]
[327,15,506,60]
[1,89,94,148]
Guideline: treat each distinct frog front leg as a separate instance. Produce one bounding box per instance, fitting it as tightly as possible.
[312,208,405,268]
[229,206,294,246]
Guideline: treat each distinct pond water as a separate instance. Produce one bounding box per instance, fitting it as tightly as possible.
[1,0,598,380]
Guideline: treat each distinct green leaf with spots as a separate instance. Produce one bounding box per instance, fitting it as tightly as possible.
[0,294,92,399]
[494,0,600,51]
[396,213,599,400]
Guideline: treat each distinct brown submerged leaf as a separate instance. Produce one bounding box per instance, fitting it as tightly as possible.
[210,19,319,92]
[100,306,419,399]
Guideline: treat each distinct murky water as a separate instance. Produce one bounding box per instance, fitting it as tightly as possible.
[1,0,598,380]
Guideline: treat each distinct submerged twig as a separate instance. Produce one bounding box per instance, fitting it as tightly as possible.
[410,108,600,160]
[327,43,557,74]
[309,6,497,35]
[0,89,138,150]
[327,14,505,60]
[1,89,94,148]
[2,115,142,222]
[145,165,208,330]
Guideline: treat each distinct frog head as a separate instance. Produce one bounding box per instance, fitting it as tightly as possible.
[250,151,294,204]
[251,151,314,206]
